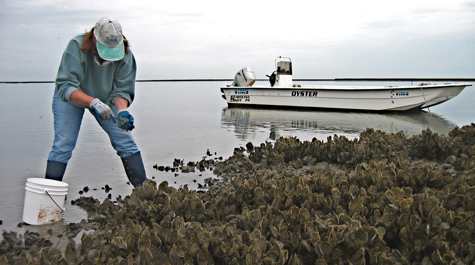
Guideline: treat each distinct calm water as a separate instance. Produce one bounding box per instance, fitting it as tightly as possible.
[0,81,473,234]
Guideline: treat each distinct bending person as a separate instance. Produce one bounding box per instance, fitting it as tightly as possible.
[45,17,146,187]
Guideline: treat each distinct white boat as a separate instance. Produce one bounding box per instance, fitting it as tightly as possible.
[220,57,472,111]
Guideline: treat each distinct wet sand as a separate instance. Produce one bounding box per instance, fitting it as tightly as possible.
[1,124,475,264]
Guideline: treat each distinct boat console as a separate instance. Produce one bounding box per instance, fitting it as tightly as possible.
[271,57,293,87]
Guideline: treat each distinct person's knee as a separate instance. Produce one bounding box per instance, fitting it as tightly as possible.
[113,138,139,157]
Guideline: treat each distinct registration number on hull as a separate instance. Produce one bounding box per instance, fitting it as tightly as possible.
[230,95,250,102]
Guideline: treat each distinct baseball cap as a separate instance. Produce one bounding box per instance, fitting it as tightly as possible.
[93,18,125,61]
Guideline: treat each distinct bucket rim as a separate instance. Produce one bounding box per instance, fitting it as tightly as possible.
[26,183,68,192]
[25,186,68,195]
[27,178,68,187]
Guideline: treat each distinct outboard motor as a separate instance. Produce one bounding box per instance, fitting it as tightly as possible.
[231,67,256,87]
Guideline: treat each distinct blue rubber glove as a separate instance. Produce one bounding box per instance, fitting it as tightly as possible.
[117,110,135,131]
[90,98,116,122]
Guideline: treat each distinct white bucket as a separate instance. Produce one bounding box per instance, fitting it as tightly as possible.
[22,178,69,225]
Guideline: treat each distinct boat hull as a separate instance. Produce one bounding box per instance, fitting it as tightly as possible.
[220,83,471,111]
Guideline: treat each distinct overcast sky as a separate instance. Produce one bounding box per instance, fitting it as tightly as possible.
[0,0,474,81]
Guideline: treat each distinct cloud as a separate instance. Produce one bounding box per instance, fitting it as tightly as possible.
[0,0,474,81]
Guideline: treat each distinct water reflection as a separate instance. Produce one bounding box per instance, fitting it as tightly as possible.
[221,107,457,142]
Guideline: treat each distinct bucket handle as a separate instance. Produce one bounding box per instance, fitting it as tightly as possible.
[45,190,65,212]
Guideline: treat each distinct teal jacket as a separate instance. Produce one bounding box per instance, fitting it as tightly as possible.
[55,34,137,108]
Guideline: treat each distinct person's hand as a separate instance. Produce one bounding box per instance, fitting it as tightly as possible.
[117,110,135,131]
[90,98,115,121]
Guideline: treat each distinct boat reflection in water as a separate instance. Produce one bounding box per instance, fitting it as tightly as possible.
[221,106,457,143]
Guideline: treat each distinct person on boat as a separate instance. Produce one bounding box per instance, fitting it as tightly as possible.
[45,17,146,187]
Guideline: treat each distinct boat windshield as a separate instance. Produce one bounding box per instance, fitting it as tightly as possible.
[276,58,292,75]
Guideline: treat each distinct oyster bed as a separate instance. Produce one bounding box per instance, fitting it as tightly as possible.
[2,124,475,264]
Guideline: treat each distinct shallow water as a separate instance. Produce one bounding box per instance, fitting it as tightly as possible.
[0,81,473,234]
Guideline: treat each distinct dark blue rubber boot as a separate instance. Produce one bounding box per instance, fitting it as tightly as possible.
[121,152,147,187]
[45,160,67,181]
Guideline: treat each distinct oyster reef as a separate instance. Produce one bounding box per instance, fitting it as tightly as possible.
[2,124,475,264]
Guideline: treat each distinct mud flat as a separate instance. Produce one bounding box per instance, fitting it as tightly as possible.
[1,124,475,264]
